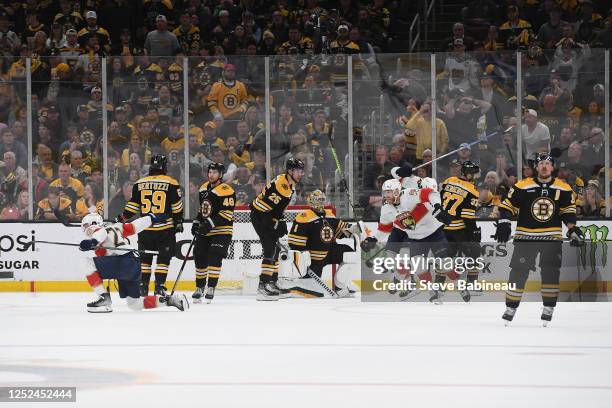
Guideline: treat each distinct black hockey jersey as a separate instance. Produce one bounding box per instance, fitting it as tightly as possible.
[440,176,479,231]
[123,174,183,231]
[251,173,296,220]
[499,177,576,240]
[288,208,349,262]
[197,181,236,237]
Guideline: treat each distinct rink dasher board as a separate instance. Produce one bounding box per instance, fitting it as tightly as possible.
[0,221,611,292]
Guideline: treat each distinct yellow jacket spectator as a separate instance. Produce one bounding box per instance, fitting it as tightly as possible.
[207,64,249,119]
[403,102,449,160]
[49,163,85,204]
[35,189,73,220]
[121,134,152,169]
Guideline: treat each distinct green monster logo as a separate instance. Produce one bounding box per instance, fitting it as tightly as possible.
[578,224,608,273]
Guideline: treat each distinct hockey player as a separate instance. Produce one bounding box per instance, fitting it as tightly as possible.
[191,162,236,303]
[387,164,455,303]
[281,190,358,297]
[121,154,184,297]
[79,213,189,313]
[494,153,584,326]
[250,158,304,300]
[438,160,482,302]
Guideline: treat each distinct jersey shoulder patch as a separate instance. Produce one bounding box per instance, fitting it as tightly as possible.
[296,209,318,223]
[274,175,293,198]
[551,178,573,191]
[213,183,235,197]
[199,181,210,192]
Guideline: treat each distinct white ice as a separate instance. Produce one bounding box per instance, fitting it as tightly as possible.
[1,293,612,408]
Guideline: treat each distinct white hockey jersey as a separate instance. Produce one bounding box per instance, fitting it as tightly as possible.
[395,186,443,240]
[376,203,400,242]
[86,216,152,258]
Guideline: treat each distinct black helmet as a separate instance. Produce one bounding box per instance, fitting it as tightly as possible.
[208,162,225,174]
[461,160,480,177]
[535,152,555,166]
[149,154,168,175]
[286,157,305,171]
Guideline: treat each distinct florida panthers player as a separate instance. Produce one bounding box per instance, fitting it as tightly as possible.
[79,213,189,313]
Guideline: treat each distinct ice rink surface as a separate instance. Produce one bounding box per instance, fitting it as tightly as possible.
[1,292,612,408]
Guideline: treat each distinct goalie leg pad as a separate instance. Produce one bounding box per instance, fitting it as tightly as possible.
[279,250,311,279]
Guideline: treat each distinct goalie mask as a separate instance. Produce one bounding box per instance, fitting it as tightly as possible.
[382,178,401,204]
[81,213,104,237]
[307,189,326,213]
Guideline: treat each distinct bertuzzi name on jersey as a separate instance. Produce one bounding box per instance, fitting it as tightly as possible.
[138,182,170,191]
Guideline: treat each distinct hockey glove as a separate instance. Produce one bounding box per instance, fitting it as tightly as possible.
[175,221,184,233]
[79,239,99,251]
[493,219,511,243]
[146,212,165,224]
[191,220,200,236]
[360,236,378,252]
[198,218,214,236]
[274,220,288,239]
[567,226,585,247]
[432,204,453,225]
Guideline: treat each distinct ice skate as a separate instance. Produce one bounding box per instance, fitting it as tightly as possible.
[192,287,205,303]
[257,282,279,301]
[161,294,189,311]
[154,284,168,296]
[429,290,443,305]
[502,307,517,326]
[541,306,554,327]
[139,282,149,297]
[204,286,215,304]
[87,293,112,313]
[459,289,471,302]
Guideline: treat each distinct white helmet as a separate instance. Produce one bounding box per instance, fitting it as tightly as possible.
[382,179,402,204]
[81,213,104,237]
[420,177,438,191]
[382,178,401,193]
[401,175,422,189]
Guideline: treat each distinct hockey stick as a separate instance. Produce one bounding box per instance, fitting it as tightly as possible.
[170,236,196,296]
[53,207,81,227]
[33,240,159,254]
[276,241,338,298]
[413,126,514,170]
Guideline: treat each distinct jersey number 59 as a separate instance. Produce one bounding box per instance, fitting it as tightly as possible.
[141,190,166,213]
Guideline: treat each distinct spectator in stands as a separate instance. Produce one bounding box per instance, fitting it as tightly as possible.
[0,127,27,169]
[582,127,605,173]
[74,182,103,219]
[462,1,499,40]
[537,7,565,49]
[246,149,266,180]
[578,179,605,218]
[0,189,29,220]
[173,10,201,55]
[69,150,91,184]
[404,101,448,162]
[49,162,84,205]
[0,11,20,52]
[145,15,180,57]
[1,148,26,185]
[212,147,237,183]
[441,22,475,51]
[565,142,589,181]
[28,162,48,205]
[443,93,491,153]
[360,174,386,221]
[35,187,73,220]
[521,109,550,164]
[499,5,533,48]
[442,39,480,93]
[121,134,151,170]
[36,144,56,182]
[363,145,392,190]
[108,180,133,220]
[207,64,249,122]
[232,166,256,206]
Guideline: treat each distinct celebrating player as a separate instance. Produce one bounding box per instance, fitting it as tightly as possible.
[280,190,358,298]
[191,163,236,303]
[495,153,583,326]
[438,160,482,302]
[250,158,304,300]
[79,213,189,313]
[121,154,184,297]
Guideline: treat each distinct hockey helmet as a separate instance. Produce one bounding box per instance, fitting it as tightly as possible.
[307,189,326,213]
[535,152,555,166]
[461,160,480,180]
[286,157,305,171]
[401,175,422,189]
[382,178,401,204]
[81,212,104,237]
[208,162,225,175]
[149,154,168,175]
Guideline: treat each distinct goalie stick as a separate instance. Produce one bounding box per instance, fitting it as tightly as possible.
[276,241,338,298]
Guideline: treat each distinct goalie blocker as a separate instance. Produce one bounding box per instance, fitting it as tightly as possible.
[279,190,359,298]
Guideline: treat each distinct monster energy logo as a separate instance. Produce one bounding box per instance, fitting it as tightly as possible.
[578,224,608,273]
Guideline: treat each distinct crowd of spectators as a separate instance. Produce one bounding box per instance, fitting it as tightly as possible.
[359,0,612,220]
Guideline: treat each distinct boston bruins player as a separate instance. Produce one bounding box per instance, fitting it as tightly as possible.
[191,163,235,304]
[438,161,482,302]
[494,153,584,326]
[121,154,184,297]
[250,158,304,300]
[282,190,358,297]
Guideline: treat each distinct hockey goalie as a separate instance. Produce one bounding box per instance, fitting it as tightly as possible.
[277,190,359,298]
[79,213,189,313]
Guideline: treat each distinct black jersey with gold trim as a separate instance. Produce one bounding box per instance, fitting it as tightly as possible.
[198,181,236,237]
[251,173,296,220]
[499,177,576,240]
[123,174,183,231]
[288,209,349,262]
[440,176,479,231]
